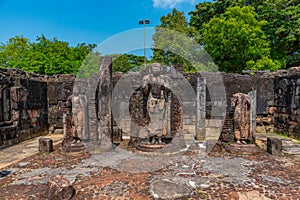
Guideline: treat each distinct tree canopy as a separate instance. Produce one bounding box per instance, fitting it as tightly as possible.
[0,35,96,75]
[202,6,281,73]
[111,54,145,73]
[153,0,299,72]
[1,0,299,74]
[152,8,199,72]
[0,35,149,76]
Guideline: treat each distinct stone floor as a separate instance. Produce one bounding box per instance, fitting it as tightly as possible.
[0,134,63,169]
[0,133,299,199]
[256,132,300,160]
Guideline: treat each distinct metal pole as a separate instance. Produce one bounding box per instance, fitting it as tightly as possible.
[144,21,146,68]
[139,19,150,69]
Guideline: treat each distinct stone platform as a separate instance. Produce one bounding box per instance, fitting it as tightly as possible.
[1,132,300,199]
[225,144,261,155]
[60,138,87,156]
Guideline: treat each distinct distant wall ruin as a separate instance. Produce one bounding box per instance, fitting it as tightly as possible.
[1,60,300,149]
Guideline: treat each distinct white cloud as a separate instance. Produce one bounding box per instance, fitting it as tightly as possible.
[152,0,197,8]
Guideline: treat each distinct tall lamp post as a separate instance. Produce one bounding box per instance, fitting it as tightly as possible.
[139,19,150,68]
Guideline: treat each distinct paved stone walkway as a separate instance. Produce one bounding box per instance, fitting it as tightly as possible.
[0,134,63,169]
[0,132,299,199]
[256,132,300,160]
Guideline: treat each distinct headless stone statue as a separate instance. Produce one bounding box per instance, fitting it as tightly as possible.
[231,93,253,144]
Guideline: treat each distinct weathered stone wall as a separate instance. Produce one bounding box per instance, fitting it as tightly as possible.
[47,74,75,134]
[273,68,300,139]
[111,68,288,141]
[2,62,300,149]
[0,68,76,149]
[71,74,99,141]
[203,71,276,140]
[0,68,48,148]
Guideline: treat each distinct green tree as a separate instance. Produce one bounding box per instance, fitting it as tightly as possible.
[77,51,101,78]
[190,0,299,69]
[257,0,300,67]
[0,36,30,69]
[111,54,145,73]
[202,6,278,73]
[0,35,96,75]
[189,0,251,44]
[152,8,199,72]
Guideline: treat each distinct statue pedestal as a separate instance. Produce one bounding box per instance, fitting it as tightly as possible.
[225,143,260,155]
[60,137,87,156]
[136,143,164,152]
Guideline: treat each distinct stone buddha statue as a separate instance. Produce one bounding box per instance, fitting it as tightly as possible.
[142,63,170,144]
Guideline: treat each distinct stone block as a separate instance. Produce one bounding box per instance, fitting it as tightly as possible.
[39,138,53,153]
[267,137,282,155]
[47,175,75,200]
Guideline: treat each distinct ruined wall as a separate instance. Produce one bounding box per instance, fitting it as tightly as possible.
[274,68,300,139]
[0,68,48,148]
[47,74,75,134]
[111,68,273,138]
[111,68,290,141]
[2,63,300,149]
[0,68,76,149]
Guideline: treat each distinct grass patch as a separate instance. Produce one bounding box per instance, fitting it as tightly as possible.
[273,132,300,144]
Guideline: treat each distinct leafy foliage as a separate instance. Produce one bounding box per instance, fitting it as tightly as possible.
[189,0,247,44]
[256,0,300,67]
[77,51,101,78]
[202,6,273,73]
[152,8,200,72]
[188,0,299,70]
[0,35,149,76]
[246,56,284,71]
[111,54,145,73]
[0,35,96,75]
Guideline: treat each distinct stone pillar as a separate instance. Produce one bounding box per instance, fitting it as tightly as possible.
[97,56,113,150]
[196,77,206,140]
[63,114,66,138]
[248,90,257,141]
[167,92,172,138]
[87,75,99,141]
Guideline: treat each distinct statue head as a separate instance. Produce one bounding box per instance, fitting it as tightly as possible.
[150,63,161,75]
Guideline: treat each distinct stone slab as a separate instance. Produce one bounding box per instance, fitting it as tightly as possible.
[149,179,192,200]
[225,144,260,155]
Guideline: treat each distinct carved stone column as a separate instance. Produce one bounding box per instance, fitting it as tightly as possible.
[97,56,113,150]
[196,76,206,140]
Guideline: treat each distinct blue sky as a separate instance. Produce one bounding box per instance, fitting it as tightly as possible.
[0,0,205,55]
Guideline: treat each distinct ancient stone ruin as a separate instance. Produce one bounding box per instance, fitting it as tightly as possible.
[1,58,300,153]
